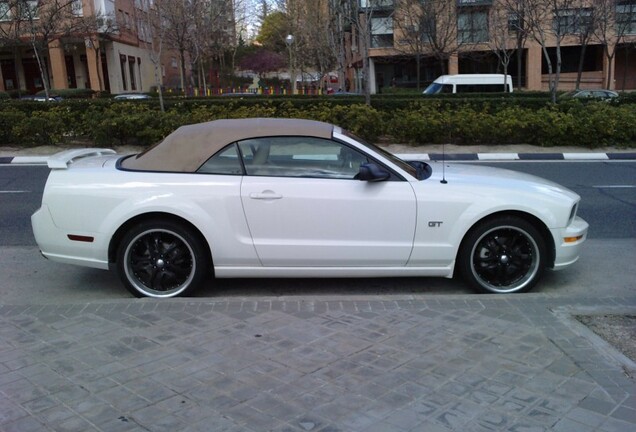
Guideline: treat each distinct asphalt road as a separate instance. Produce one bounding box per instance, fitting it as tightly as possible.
[1,162,634,303]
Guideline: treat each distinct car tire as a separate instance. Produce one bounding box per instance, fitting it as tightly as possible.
[458,216,546,294]
[116,220,209,298]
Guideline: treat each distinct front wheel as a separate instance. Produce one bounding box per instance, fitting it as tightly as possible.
[458,216,547,294]
[116,220,209,298]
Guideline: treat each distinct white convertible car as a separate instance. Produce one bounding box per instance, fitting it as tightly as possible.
[32,118,588,298]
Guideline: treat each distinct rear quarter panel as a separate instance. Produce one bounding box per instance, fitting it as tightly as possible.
[42,167,259,267]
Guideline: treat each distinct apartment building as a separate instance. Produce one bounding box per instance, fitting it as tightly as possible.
[0,0,236,96]
[0,0,158,95]
[349,0,636,93]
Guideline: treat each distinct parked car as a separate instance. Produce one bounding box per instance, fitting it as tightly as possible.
[423,74,514,95]
[113,93,151,100]
[20,95,63,102]
[560,89,619,101]
[32,118,587,298]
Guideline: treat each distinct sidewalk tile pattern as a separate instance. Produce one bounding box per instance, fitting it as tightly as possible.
[1,296,635,431]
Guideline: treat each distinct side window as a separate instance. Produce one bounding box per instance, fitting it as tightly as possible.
[197,144,243,175]
[238,137,369,179]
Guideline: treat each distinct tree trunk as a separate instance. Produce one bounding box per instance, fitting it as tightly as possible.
[416,53,421,91]
[153,62,165,112]
[516,35,524,88]
[33,46,50,99]
[503,62,509,92]
[179,48,187,96]
[541,45,556,103]
[554,43,562,100]
[93,46,104,92]
[575,43,587,90]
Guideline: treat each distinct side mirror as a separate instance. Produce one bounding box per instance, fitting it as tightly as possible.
[356,163,390,182]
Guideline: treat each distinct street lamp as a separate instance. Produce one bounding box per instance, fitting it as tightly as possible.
[285,34,295,95]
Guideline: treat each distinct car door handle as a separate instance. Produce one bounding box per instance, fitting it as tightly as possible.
[249,191,283,200]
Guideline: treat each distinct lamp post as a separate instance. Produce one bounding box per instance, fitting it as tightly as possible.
[285,34,295,95]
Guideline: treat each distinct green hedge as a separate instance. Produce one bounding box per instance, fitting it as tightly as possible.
[0,97,634,148]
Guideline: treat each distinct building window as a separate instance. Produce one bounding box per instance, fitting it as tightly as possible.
[0,1,11,21]
[72,0,83,16]
[19,0,39,19]
[617,1,636,34]
[120,55,127,90]
[137,57,142,90]
[554,8,593,35]
[128,56,136,90]
[360,0,394,8]
[370,17,393,48]
[508,12,524,33]
[458,9,489,44]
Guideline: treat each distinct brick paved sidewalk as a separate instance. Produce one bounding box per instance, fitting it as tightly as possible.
[1,295,635,432]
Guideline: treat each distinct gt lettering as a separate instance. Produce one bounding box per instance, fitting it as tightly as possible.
[428,221,443,228]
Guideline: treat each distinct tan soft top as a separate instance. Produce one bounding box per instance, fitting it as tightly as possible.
[120,118,335,172]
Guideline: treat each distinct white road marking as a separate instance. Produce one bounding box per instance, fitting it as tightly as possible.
[592,185,636,189]
[0,190,30,194]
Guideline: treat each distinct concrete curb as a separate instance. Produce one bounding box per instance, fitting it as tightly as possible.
[3,152,636,165]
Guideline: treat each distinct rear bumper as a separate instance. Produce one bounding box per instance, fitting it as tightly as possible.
[31,205,109,270]
[551,216,589,270]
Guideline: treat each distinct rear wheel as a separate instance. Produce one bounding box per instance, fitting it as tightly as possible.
[458,216,546,294]
[116,220,209,298]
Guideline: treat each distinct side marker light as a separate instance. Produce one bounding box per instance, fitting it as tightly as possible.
[67,234,95,243]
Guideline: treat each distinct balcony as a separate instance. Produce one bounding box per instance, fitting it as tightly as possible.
[360,0,394,11]
[457,0,493,6]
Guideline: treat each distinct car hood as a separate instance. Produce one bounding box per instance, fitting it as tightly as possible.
[428,162,580,201]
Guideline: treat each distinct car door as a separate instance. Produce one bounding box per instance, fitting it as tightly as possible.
[238,136,417,267]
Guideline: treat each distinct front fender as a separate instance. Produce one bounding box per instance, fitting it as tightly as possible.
[409,183,574,267]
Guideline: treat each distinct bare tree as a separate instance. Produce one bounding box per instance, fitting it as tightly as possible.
[74,10,118,93]
[350,0,394,104]
[157,0,198,95]
[0,1,24,95]
[595,0,634,89]
[300,1,336,92]
[419,0,462,76]
[525,0,577,102]
[392,0,433,90]
[17,0,81,99]
[188,1,230,96]
[571,3,597,89]
[488,1,516,91]
[498,0,530,89]
[141,0,169,110]
[327,0,350,91]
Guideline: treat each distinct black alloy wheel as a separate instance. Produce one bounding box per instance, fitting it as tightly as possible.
[459,216,546,294]
[117,220,208,298]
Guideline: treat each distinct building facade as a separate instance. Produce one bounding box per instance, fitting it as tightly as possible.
[348,0,636,93]
[0,0,158,95]
[0,0,236,96]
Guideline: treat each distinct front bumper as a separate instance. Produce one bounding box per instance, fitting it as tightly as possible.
[551,216,589,270]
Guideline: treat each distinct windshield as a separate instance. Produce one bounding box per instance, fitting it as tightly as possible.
[423,82,442,95]
[423,83,453,95]
[342,130,419,179]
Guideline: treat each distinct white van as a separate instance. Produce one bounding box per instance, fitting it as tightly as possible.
[423,74,513,94]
